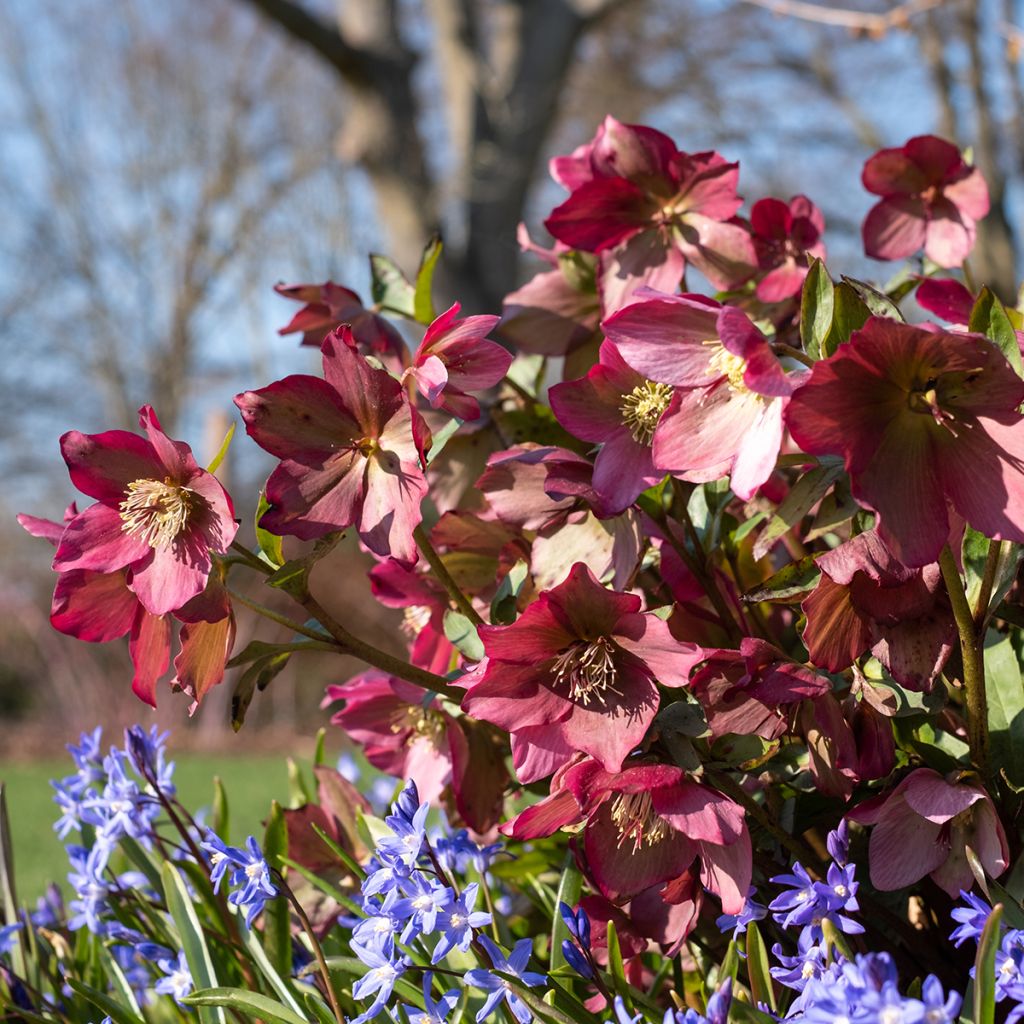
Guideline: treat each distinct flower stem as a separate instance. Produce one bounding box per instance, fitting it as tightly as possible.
[974,539,1005,629]
[414,524,484,627]
[279,876,345,1024]
[939,544,990,781]
[225,587,337,644]
[771,342,816,368]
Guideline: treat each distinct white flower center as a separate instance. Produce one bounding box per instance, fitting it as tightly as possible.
[245,861,263,881]
[551,637,622,706]
[119,477,194,548]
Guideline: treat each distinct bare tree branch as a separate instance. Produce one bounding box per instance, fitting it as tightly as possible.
[742,0,951,35]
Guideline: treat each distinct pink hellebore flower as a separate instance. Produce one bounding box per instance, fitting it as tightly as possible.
[603,293,796,500]
[503,758,751,912]
[749,195,826,303]
[862,135,989,268]
[916,277,976,325]
[849,768,1008,897]
[404,303,511,420]
[801,530,955,691]
[785,317,1024,568]
[53,406,237,617]
[549,341,674,515]
[461,562,702,783]
[545,117,755,301]
[235,329,429,564]
[274,280,407,371]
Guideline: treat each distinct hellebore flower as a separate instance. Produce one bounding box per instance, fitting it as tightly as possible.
[53,406,237,616]
[785,317,1024,568]
[235,328,429,564]
[849,767,1008,896]
[801,529,955,690]
[404,303,511,420]
[545,117,755,302]
[862,135,989,268]
[749,195,826,302]
[462,562,702,782]
[274,280,408,370]
[503,758,751,912]
[603,293,797,500]
[549,340,674,515]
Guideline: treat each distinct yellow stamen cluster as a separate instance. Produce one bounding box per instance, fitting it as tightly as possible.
[609,791,669,851]
[705,343,749,392]
[119,478,194,548]
[551,637,623,706]
[620,380,674,445]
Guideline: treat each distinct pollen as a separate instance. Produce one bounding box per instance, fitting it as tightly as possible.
[401,604,433,639]
[551,637,623,706]
[609,791,669,851]
[119,478,195,548]
[620,380,673,445]
[705,343,749,392]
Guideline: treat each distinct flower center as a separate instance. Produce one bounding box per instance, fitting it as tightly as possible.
[245,861,264,881]
[119,478,195,548]
[551,637,622,706]
[401,604,432,639]
[705,343,749,392]
[609,791,668,852]
[449,912,465,928]
[619,380,673,445]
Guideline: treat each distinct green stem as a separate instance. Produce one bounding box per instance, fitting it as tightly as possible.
[414,524,484,627]
[302,592,464,702]
[772,342,816,368]
[939,544,990,780]
[226,587,337,644]
[974,539,1005,628]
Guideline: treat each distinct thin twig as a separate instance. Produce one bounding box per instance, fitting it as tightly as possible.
[742,0,950,34]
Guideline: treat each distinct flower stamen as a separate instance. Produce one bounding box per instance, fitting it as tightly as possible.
[551,637,623,706]
[620,380,673,445]
[704,342,749,392]
[609,791,668,851]
[119,478,195,548]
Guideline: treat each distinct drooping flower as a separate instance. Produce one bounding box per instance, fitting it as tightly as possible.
[53,406,237,616]
[274,280,407,370]
[549,340,673,515]
[545,117,755,304]
[235,328,429,564]
[749,195,826,302]
[462,562,702,782]
[404,303,511,420]
[862,135,989,267]
[503,757,751,913]
[603,293,797,500]
[849,767,1008,896]
[801,529,955,690]
[785,317,1024,568]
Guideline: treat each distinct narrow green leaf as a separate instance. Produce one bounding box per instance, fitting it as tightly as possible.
[311,822,366,879]
[255,492,285,568]
[426,416,463,466]
[984,632,1024,790]
[263,800,293,979]
[287,760,311,809]
[161,861,226,1024]
[314,727,327,767]
[743,554,820,604]
[443,609,485,661]
[280,856,364,916]
[719,939,739,985]
[243,923,310,1014]
[753,462,844,560]
[66,979,146,1024]
[0,785,26,977]
[490,559,530,625]
[550,855,583,972]
[211,776,229,841]
[369,252,416,318]
[970,287,1024,376]
[745,922,776,1012]
[185,987,310,1024]
[305,991,340,1024]
[606,919,627,994]
[205,422,235,475]
[800,258,833,360]
[974,904,1003,1024]
[413,234,443,324]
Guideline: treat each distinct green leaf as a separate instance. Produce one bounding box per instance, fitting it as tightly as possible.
[66,979,146,1024]
[443,609,485,661]
[745,922,776,1012]
[840,276,905,322]
[263,800,293,979]
[232,652,294,731]
[743,554,820,604]
[205,422,235,475]
[490,559,530,625]
[185,987,310,1024]
[822,281,871,356]
[211,775,229,841]
[984,631,1024,790]
[414,234,443,325]
[550,855,583,972]
[240,924,307,1017]
[974,904,1004,1024]
[305,991,340,1024]
[800,258,834,360]
[101,942,143,1016]
[426,416,463,466]
[314,727,327,767]
[287,758,311,808]
[0,786,26,977]
[753,462,844,560]
[255,492,285,569]
[606,919,627,995]
[161,861,226,1024]
[970,287,1024,376]
[369,252,416,318]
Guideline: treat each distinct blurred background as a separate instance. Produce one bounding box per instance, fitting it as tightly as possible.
[2,0,1024,763]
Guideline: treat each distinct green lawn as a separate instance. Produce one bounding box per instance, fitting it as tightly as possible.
[1,753,296,905]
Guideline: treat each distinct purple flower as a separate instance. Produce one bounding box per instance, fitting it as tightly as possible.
[464,935,547,1024]
[403,974,461,1024]
[716,887,767,939]
[393,875,452,942]
[950,891,993,947]
[921,976,962,1024]
[351,936,411,1024]
[432,883,492,963]
[154,950,193,1005]
[226,836,278,927]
